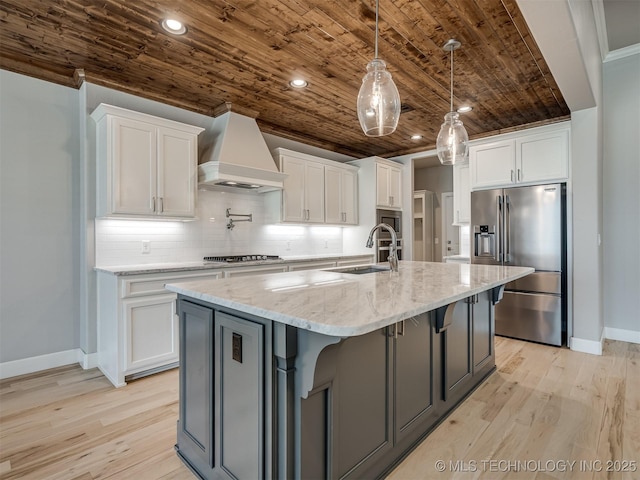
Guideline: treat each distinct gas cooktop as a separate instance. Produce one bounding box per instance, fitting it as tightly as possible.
[204,255,281,263]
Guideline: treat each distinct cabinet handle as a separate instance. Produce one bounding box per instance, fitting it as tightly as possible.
[159,197,164,213]
[152,197,156,212]
[517,169,521,182]
[511,170,514,182]
[306,209,310,221]
[397,320,405,336]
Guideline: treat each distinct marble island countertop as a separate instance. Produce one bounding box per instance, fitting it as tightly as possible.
[165,261,534,337]
[94,253,373,276]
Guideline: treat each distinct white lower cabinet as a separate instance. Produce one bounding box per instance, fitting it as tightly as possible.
[123,294,178,373]
[97,269,222,387]
[97,256,376,387]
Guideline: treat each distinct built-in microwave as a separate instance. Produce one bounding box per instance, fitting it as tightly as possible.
[376,209,402,238]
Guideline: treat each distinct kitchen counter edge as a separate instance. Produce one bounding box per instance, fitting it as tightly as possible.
[94,254,374,276]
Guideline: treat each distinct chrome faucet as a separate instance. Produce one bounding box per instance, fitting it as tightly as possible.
[366,223,399,272]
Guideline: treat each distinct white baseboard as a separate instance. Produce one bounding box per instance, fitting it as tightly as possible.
[570,335,603,355]
[0,348,98,380]
[604,327,640,344]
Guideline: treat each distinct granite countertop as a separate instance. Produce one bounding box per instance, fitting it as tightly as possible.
[165,261,533,337]
[94,253,374,276]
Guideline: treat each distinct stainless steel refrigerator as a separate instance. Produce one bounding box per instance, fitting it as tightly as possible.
[471,184,566,346]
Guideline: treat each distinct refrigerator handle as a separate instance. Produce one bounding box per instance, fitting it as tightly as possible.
[496,196,503,262]
[505,195,511,263]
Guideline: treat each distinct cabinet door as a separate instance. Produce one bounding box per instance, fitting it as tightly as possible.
[281,156,306,222]
[157,126,197,217]
[123,294,178,373]
[472,292,494,371]
[342,169,358,224]
[111,116,156,215]
[517,129,569,184]
[177,301,215,476]
[305,161,325,223]
[215,312,265,480]
[324,165,343,224]
[388,166,402,209]
[394,315,436,444]
[332,329,393,479]
[325,167,358,224]
[442,299,473,405]
[453,163,470,225]
[470,140,515,189]
[376,163,390,207]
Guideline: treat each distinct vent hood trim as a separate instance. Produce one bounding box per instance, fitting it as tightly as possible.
[198,161,287,193]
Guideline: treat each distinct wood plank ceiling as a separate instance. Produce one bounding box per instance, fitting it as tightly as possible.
[0,0,570,158]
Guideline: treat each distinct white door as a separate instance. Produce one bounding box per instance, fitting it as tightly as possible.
[376,163,390,207]
[324,165,343,224]
[388,166,402,209]
[157,126,197,217]
[305,162,325,223]
[123,294,178,373]
[111,116,156,215]
[442,192,459,259]
[342,169,358,224]
[281,156,306,222]
[469,140,515,189]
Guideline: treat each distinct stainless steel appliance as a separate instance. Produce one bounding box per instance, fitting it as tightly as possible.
[375,209,402,262]
[377,238,403,263]
[204,255,281,263]
[376,209,402,237]
[471,184,566,346]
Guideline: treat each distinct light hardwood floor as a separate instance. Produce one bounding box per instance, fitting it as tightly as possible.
[1,338,638,479]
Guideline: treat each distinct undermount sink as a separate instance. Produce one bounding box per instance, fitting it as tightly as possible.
[326,264,391,275]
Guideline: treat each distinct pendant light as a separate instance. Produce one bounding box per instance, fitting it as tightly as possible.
[357,0,401,137]
[436,39,469,165]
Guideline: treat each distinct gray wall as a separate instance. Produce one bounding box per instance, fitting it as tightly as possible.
[0,70,81,362]
[603,53,640,335]
[414,165,453,263]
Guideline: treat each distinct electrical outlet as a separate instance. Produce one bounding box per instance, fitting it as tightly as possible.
[435,238,439,245]
[142,240,151,254]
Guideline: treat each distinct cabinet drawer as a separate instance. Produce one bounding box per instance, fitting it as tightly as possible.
[223,265,288,278]
[122,271,222,297]
[288,261,337,271]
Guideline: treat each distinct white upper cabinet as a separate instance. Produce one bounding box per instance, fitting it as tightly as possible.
[280,154,325,223]
[325,165,358,225]
[376,161,403,210]
[453,162,470,225]
[469,124,569,190]
[274,148,359,225]
[516,129,569,183]
[92,104,203,218]
[469,139,515,189]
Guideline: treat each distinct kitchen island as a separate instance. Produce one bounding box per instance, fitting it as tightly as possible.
[166,261,533,480]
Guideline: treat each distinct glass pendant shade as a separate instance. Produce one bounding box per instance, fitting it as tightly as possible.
[357,59,401,137]
[436,111,469,165]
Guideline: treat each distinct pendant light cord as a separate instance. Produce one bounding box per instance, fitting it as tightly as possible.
[374,0,379,59]
[450,47,454,112]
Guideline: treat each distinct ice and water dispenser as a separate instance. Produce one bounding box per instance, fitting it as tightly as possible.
[474,225,496,259]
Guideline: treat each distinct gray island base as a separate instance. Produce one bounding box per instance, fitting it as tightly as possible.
[165,261,533,479]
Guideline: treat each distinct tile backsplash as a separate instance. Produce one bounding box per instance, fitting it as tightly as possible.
[95,189,344,266]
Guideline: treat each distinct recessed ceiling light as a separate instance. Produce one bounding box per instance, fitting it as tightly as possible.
[457,105,473,113]
[161,18,187,35]
[289,79,308,88]
[410,134,423,141]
